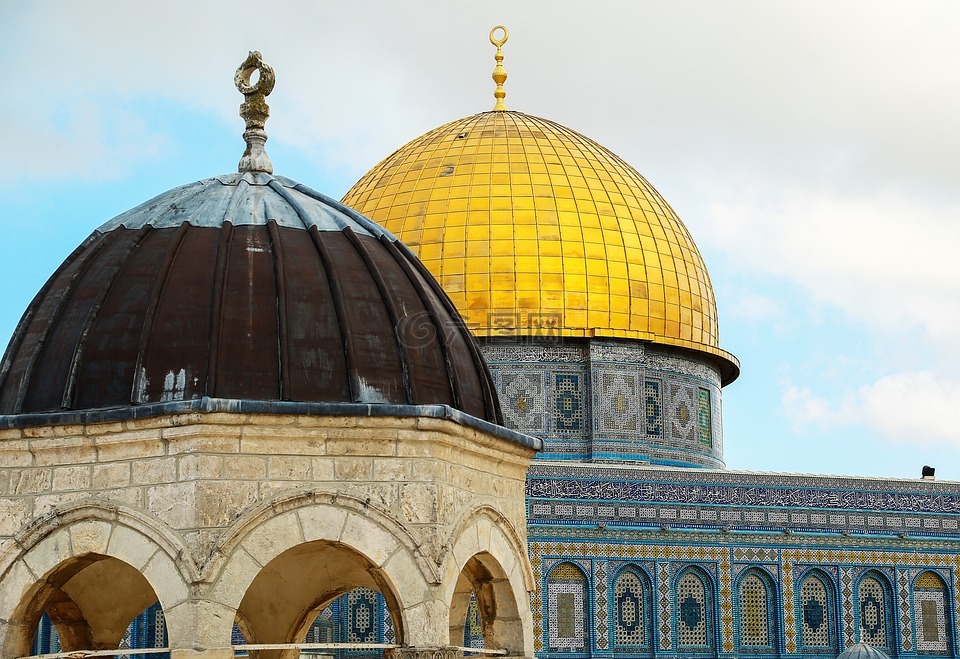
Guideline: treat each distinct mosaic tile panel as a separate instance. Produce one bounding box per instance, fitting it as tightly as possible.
[858,576,889,648]
[547,563,589,652]
[554,373,584,433]
[669,382,696,442]
[597,371,639,434]
[719,556,735,653]
[739,574,771,648]
[800,573,834,649]
[594,560,609,650]
[900,570,913,653]
[531,540,960,658]
[499,371,547,432]
[782,559,797,653]
[658,562,672,651]
[840,567,856,648]
[677,571,710,648]
[613,570,647,648]
[914,571,949,653]
[644,378,662,438]
[347,587,379,643]
[383,606,396,645]
[464,592,484,649]
[697,387,712,446]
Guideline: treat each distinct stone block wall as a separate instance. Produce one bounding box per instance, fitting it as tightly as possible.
[0,412,539,659]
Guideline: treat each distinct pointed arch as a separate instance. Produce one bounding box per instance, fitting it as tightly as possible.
[914,570,952,655]
[611,564,653,652]
[796,568,838,654]
[856,570,894,650]
[545,562,590,654]
[735,567,778,654]
[674,566,714,652]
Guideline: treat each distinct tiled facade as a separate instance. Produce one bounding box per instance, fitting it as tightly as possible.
[525,463,960,658]
[481,340,724,468]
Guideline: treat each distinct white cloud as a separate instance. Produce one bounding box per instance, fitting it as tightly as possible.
[703,189,960,357]
[727,292,785,323]
[783,372,960,447]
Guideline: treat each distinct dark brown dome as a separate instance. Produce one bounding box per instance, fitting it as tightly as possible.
[0,172,502,424]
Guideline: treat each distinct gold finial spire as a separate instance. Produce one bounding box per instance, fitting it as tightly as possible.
[490,25,509,111]
[235,51,276,174]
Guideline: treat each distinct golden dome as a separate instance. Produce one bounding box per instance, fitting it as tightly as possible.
[342,110,739,384]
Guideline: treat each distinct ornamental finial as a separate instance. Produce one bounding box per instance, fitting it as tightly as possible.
[235,51,276,174]
[490,26,509,111]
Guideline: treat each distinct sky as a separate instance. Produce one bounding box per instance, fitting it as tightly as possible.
[2,1,959,480]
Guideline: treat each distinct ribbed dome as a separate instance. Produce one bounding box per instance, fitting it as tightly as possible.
[837,644,892,659]
[0,172,501,423]
[342,111,739,384]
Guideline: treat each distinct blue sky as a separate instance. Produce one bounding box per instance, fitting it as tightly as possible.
[3,1,959,479]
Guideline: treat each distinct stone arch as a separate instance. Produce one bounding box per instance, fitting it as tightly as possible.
[913,570,952,655]
[443,506,536,656]
[208,490,437,658]
[855,570,894,650]
[735,567,778,654]
[0,503,191,659]
[610,563,653,652]
[796,567,838,654]
[674,565,715,652]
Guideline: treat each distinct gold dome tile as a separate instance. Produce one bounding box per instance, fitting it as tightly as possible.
[343,110,739,383]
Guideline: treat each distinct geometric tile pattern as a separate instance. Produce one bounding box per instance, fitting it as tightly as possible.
[739,574,771,648]
[613,569,647,648]
[547,563,588,652]
[554,373,584,433]
[858,576,889,648]
[500,371,547,432]
[799,573,834,649]
[594,560,609,650]
[644,378,662,437]
[719,558,735,653]
[347,587,380,644]
[841,567,856,648]
[464,593,484,649]
[783,560,797,653]
[658,562,673,651]
[597,371,639,435]
[697,387,712,446]
[676,571,710,648]
[914,571,949,653]
[530,535,960,658]
[670,382,696,441]
[900,570,913,653]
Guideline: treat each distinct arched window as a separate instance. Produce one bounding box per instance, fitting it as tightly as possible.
[857,574,892,649]
[547,562,590,653]
[914,571,951,655]
[613,567,651,651]
[676,569,713,650]
[798,571,837,653]
[738,571,775,651]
